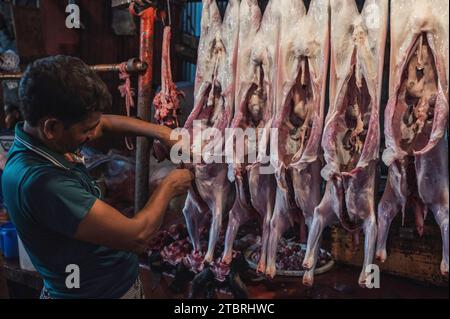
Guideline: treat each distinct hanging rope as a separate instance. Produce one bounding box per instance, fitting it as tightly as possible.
[166,0,172,26]
[118,62,135,150]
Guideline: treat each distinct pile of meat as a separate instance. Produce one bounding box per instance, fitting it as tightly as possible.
[158,0,448,288]
[249,239,331,272]
[148,223,226,274]
[147,222,252,297]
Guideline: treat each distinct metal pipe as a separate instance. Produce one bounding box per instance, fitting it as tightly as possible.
[133,6,156,212]
[0,59,148,79]
[0,73,21,80]
[90,58,148,73]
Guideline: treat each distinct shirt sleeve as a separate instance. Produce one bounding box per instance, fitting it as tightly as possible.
[22,168,98,238]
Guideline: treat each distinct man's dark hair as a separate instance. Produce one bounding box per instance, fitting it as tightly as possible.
[19,55,111,127]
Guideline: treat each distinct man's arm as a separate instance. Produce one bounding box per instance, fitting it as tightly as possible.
[74,169,193,254]
[93,115,178,148]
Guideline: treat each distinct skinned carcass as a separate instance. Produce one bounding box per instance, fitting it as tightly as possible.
[221,0,278,274]
[302,0,388,287]
[377,0,449,276]
[265,0,330,280]
[182,0,240,266]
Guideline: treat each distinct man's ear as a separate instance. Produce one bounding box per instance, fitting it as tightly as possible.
[42,118,64,140]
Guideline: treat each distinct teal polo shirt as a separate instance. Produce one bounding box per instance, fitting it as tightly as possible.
[2,123,138,298]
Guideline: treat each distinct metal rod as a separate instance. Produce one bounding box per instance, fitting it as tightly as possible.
[90,59,148,73]
[0,73,22,80]
[0,59,148,79]
[134,7,156,213]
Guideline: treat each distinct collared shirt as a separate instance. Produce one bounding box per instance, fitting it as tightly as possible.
[1,123,138,298]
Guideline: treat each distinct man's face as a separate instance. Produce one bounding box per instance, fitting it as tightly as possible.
[59,112,102,153]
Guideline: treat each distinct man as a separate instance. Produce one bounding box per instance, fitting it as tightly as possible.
[1,55,193,298]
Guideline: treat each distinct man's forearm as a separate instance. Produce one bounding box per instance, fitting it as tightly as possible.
[99,115,176,147]
[132,180,175,246]
[73,179,181,255]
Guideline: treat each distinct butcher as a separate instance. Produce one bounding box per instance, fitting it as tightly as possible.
[1,55,193,299]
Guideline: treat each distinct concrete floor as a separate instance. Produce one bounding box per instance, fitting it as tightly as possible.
[1,256,447,299]
[245,264,449,299]
[140,263,449,299]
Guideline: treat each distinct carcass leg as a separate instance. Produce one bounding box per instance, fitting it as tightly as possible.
[257,197,275,274]
[204,184,231,263]
[376,177,400,262]
[415,139,449,276]
[359,212,377,287]
[183,194,206,252]
[204,203,223,263]
[302,182,338,286]
[430,203,449,276]
[222,183,252,264]
[265,189,292,279]
[249,167,277,274]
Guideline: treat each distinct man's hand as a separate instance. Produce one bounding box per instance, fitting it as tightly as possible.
[74,168,194,254]
[96,115,180,148]
[161,169,194,197]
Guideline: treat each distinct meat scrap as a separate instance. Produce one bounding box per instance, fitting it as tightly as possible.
[152,26,185,161]
[377,0,449,276]
[153,26,185,129]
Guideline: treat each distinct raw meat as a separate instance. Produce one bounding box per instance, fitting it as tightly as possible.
[182,0,240,264]
[154,26,185,128]
[153,26,185,161]
[302,0,388,287]
[221,0,278,275]
[377,0,449,276]
[265,0,330,280]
